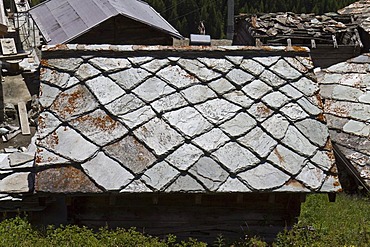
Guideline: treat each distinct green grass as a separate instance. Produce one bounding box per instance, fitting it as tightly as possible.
[0,193,368,246]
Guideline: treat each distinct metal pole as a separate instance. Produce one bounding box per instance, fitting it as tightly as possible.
[227,0,234,40]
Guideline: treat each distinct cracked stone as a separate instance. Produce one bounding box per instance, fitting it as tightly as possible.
[267,145,307,175]
[35,148,71,166]
[134,118,184,156]
[70,109,128,146]
[223,91,254,108]
[196,99,241,124]
[109,68,151,90]
[121,180,152,193]
[282,126,317,157]
[226,69,254,86]
[177,59,220,82]
[296,119,329,146]
[35,166,102,193]
[119,106,156,129]
[141,161,179,190]
[220,112,256,136]
[38,126,99,162]
[292,77,318,96]
[260,70,286,87]
[82,152,133,191]
[163,107,212,137]
[41,68,70,88]
[0,172,31,193]
[75,63,101,81]
[253,56,280,66]
[166,175,204,192]
[142,59,170,73]
[212,142,259,173]
[311,151,334,171]
[240,59,265,76]
[192,128,229,152]
[38,111,62,139]
[262,91,290,109]
[280,103,309,121]
[247,102,274,122]
[50,84,99,121]
[151,93,188,113]
[165,144,203,171]
[133,77,175,102]
[105,94,144,116]
[86,76,125,105]
[238,163,290,190]
[261,114,289,140]
[297,98,322,116]
[242,79,273,99]
[189,157,228,191]
[217,177,251,192]
[157,65,199,89]
[104,135,155,174]
[45,58,83,71]
[198,58,234,73]
[180,85,217,104]
[209,78,235,94]
[296,163,326,190]
[238,127,277,158]
[39,83,61,108]
[89,57,131,72]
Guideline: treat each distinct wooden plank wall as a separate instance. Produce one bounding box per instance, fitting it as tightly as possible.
[72,16,174,45]
[65,193,305,243]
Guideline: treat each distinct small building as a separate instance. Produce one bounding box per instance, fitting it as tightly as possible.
[316,54,370,192]
[338,0,370,52]
[32,44,341,242]
[233,12,363,68]
[28,0,183,45]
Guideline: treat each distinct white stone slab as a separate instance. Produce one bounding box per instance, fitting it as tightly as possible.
[133,77,175,102]
[89,57,131,72]
[75,63,101,81]
[296,163,326,190]
[105,94,144,116]
[109,68,151,90]
[86,76,125,105]
[269,59,303,80]
[226,69,254,85]
[142,59,170,73]
[296,119,329,146]
[247,102,274,122]
[220,113,256,136]
[267,145,307,175]
[180,85,217,104]
[41,68,70,88]
[177,58,221,82]
[297,98,322,116]
[240,59,265,76]
[157,65,199,89]
[284,57,309,73]
[217,177,251,192]
[311,151,334,171]
[35,147,71,166]
[38,111,62,139]
[320,175,341,192]
[0,172,31,193]
[282,126,317,157]
[151,93,188,113]
[225,56,244,66]
[343,120,370,137]
[120,106,156,129]
[120,180,152,193]
[238,128,277,158]
[242,79,272,99]
[39,83,61,108]
[46,58,83,71]
[198,58,234,73]
[165,144,203,171]
[279,84,303,99]
[209,78,235,94]
[195,99,241,124]
[261,114,289,140]
[260,70,286,87]
[223,91,254,108]
[165,175,204,192]
[128,56,153,65]
[8,152,34,167]
[253,56,280,66]
[142,161,180,190]
[280,103,309,121]
[292,77,319,96]
[262,91,290,109]
[192,128,229,152]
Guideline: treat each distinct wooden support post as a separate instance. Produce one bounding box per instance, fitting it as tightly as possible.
[311,39,316,49]
[195,194,202,205]
[332,35,338,49]
[18,102,30,135]
[354,29,364,48]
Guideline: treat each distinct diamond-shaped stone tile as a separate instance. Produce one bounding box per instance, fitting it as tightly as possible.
[269,59,302,80]
[260,70,286,87]
[142,59,170,73]
[198,58,234,73]
[212,142,259,173]
[50,84,99,121]
[45,58,83,71]
[238,128,277,158]
[38,111,62,139]
[85,76,125,105]
[292,77,319,96]
[41,68,70,88]
[279,84,303,99]
[151,93,188,113]
[196,99,241,124]
[141,161,179,190]
[267,145,307,175]
[262,91,290,109]
[39,83,61,108]
[133,77,175,102]
[120,180,152,193]
[280,103,309,121]
[238,163,290,190]
[297,98,322,115]
[134,118,184,156]
[104,135,156,174]
[119,106,156,129]
[82,152,133,190]
[343,120,370,137]
[75,63,101,81]
[70,109,128,146]
[35,147,71,166]
[109,68,151,90]
[165,144,203,171]
[311,151,334,171]
[165,174,204,192]
[253,56,280,66]
[163,107,212,137]
[226,69,254,86]
[189,157,228,191]
[220,112,256,136]
[240,59,266,76]
[209,78,235,94]
[296,163,326,190]
[105,94,144,116]
[320,175,341,192]
[157,65,199,89]
[242,79,272,99]
[296,119,329,146]
[192,128,229,152]
[89,57,131,72]
[217,177,251,192]
[282,126,317,157]
[180,85,217,104]
[284,57,309,74]
[261,114,289,140]
[38,126,99,162]
[247,102,274,122]
[177,58,221,82]
[223,91,254,108]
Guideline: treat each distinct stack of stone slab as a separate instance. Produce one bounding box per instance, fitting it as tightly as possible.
[34,45,340,194]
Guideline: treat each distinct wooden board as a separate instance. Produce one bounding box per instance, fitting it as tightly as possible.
[18,102,30,135]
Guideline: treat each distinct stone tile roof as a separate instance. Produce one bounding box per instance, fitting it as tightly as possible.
[317,53,370,188]
[338,0,370,33]
[35,45,341,193]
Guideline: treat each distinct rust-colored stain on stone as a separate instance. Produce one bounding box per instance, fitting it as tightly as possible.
[76,114,117,131]
[35,166,102,193]
[274,148,285,163]
[257,104,272,116]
